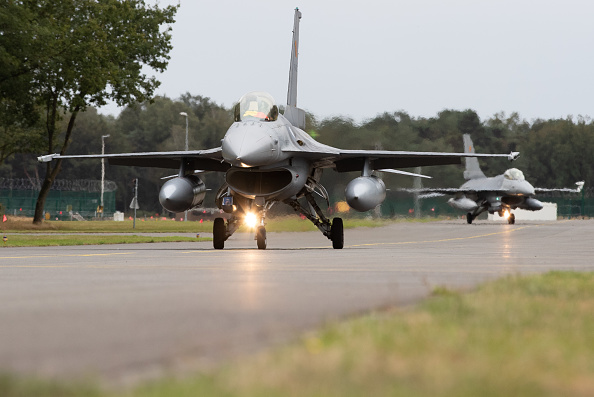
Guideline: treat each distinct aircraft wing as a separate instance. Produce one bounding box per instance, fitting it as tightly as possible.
[399,187,483,197]
[534,181,585,194]
[283,148,520,172]
[401,182,585,197]
[397,187,513,198]
[38,147,229,171]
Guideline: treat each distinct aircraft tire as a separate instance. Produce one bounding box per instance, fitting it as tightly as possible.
[508,213,515,225]
[256,226,267,250]
[331,217,344,249]
[213,217,225,249]
[466,213,473,224]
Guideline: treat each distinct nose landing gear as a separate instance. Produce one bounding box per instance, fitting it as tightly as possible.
[256,225,267,249]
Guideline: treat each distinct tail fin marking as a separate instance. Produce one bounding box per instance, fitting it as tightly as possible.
[463,134,486,180]
[286,8,301,108]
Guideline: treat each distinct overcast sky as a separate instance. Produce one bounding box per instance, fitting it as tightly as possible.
[98,0,594,123]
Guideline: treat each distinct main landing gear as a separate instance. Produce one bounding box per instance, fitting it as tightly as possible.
[330,217,344,249]
[466,213,474,224]
[213,217,226,250]
[213,215,266,250]
[467,210,515,225]
[212,180,344,250]
[212,211,342,250]
[466,203,487,224]
[213,217,268,250]
[285,190,343,249]
[213,212,268,250]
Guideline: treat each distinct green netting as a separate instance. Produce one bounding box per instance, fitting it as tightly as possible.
[0,189,116,220]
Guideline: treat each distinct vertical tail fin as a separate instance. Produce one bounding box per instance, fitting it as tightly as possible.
[284,8,306,129]
[463,134,486,180]
[286,8,301,107]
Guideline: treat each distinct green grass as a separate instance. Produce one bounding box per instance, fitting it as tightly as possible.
[2,271,594,396]
[0,218,216,233]
[1,216,442,234]
[0,215,442,246]
[0,234,209,247]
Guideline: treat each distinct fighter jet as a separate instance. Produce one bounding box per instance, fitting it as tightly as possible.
[403,134,584,224]
[38,9,519,249]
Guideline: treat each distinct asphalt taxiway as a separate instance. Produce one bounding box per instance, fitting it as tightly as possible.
[0,220,592,384]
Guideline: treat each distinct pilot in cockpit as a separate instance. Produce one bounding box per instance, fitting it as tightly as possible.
[235,92,279,122]
[504,168,525,181]
[243,99,268,120]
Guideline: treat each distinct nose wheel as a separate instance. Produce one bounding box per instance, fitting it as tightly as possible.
[256,226,267,249]
[507,213,515,224]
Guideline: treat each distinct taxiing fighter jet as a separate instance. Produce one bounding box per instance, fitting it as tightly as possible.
[403,134,584,224]
[39,9,519,249]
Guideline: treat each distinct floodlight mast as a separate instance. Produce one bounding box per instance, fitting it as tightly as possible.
[180,112,188,151]
[179,112,189,221]
[100,134,110,217]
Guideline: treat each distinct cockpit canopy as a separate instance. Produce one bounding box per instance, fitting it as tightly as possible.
[504,168,525,181]
[233,91,279,122]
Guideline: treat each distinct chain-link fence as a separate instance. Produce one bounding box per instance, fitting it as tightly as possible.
[0,178,116,220]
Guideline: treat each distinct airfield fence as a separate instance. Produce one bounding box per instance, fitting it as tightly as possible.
[0,178,116,220]
[1,178,591,221]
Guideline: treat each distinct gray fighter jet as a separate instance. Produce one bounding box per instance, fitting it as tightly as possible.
[39,9,519,249]
[404,134,584,224]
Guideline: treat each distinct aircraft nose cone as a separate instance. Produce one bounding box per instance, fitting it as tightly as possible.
[524,181,536,196]
[222,123,277,167]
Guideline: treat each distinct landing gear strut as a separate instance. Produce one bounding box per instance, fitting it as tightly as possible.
[285,191,344,249]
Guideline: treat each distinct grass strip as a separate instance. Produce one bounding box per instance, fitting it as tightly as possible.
[1,216,442,234]
[0,235,209,247]
[5,271,591,396]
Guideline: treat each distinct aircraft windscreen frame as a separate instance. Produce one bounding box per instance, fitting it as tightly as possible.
[233,91,279,122]
[504,168,525,181]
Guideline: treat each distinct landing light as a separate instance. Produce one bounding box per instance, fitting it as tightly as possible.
[503,210,510,219]
[244,212,258,229]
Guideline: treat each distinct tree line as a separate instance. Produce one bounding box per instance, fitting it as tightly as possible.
[1,92,592,216]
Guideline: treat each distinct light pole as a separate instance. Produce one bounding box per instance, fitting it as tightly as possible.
[180,112,188,151]
[100,134,110,218]
[179,112,188,221]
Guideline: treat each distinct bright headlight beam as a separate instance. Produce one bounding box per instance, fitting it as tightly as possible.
[503,210,510,219]
[244,212,258,228]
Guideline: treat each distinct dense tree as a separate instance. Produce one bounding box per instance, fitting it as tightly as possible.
[0,2,46,162]
[1,0,178,223]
